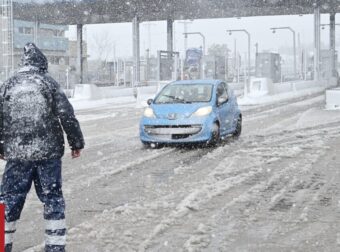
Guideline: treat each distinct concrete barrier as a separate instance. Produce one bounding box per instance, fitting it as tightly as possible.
[247,78,274,97]
[246,78,337,98]
[73,84,134,100]
[326,88,340,110]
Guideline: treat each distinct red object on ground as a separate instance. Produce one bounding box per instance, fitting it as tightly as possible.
[0,204,4,252]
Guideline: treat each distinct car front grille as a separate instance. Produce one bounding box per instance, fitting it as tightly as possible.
[144,125,202,139]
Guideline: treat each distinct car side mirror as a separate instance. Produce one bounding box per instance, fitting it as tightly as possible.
[217,96,228,105]
[147,99,154,105]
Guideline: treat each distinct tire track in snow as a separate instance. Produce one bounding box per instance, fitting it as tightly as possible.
[15,93,332,251]
[179,126,340,251]
[56,123,340,252]
[135,123,340,251]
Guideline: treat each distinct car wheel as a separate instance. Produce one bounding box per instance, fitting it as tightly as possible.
[209,122,220,146]
[143,142,163,149]
[232,115,242,138]
[142,141,150,148]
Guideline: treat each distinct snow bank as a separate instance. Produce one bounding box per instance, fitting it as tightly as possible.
[70,96,135,110]
[247,78,274,97]
[295,107,340,129]
[73,84,134,100]
[135,86,159,108]
[135,82,169,108]
[244,78,336,103]
[239,87,324,106]
[325,88,340,110]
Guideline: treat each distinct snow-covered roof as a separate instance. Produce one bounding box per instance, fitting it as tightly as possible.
[16,0,83,3]
[13,1,336,26]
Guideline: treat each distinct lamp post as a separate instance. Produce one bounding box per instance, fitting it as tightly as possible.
[270,27,297,79]
[178,20,192,53]
[227,29,251,92]
[321,22,340,78]
[183,32,206,78]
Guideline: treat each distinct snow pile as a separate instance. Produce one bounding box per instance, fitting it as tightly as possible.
[247,77,274,97]
[73,84,134,101]
[70,96,135,110]
[240,78,336,106]
[325,88,340,110]
[239,87,324,106]
[135,86,159,108]
[294,108,340,129]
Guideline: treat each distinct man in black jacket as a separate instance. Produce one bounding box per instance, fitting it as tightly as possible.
[0,43,85,252]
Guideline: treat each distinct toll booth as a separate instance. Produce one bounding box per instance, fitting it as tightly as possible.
[157,50,180,81]
[255,52,281,83]
[183,48,202,80]
[320,50,338,79]
[204,55,227,80]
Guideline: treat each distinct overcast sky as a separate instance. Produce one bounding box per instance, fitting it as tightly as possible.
[66,14,340,60]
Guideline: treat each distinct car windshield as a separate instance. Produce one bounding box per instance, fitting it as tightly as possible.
[154,84,213,104]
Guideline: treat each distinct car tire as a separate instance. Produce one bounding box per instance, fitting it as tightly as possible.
[232,115,242,138]
[208,122,220,146]
[142,141,162,149]
[142,141,150,148]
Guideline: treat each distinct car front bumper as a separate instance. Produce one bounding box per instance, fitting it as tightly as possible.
[139,116,215,144]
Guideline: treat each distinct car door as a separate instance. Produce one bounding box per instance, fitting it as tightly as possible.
[216,83,233,134]
[223,82,236,118]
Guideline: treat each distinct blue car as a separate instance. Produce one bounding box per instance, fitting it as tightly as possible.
[139,80,242,147]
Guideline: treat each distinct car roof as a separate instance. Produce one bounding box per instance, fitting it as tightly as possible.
[169,79,222,86]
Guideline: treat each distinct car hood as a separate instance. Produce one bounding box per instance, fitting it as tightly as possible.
[151,103,211,119]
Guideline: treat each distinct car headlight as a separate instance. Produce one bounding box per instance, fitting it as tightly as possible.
[192,106,212,117]
[144,107,156,118]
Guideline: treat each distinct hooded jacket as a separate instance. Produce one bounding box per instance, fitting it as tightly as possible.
[0,43,84,160]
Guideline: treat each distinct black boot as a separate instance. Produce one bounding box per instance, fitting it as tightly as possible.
[45,245,65,252]
[5,243,12,252]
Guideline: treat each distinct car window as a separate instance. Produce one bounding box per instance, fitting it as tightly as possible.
[216,83,228,101]
[155,84,213,104]
[222,82,228,92]
[222,82,233,97]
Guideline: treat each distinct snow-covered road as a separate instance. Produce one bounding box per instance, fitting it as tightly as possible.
[6,91,340,251]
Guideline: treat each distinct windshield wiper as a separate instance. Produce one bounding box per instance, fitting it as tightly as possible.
[162,94,177,100]
[161,94,190,103]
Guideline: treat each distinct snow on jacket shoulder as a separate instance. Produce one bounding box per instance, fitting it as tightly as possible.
[0,43,84,160]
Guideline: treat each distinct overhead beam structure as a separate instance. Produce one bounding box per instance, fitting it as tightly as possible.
[132,16,140,86]
[77,24,83,84]
[314,4,321,81]
[11,1,340,26]
[167,18,173,53]
[7,0,340,83]
[330,12,336,77]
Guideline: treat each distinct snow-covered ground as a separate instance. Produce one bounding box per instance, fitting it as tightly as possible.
[3,86,340,251]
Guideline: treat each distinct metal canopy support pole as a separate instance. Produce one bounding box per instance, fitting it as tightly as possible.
[292,29,296,79]
[1,0,14,78]
[247,32,250,89]
[157,50,161,81]
[167,18,174,79]
[34,18,40,45]
[314,5,320,81]
[330,12,336,77]
[167,18,173,53]
[77,24,83,84]
[132,16,140,86]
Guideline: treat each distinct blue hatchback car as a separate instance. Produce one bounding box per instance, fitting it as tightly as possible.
[139,80,242,146]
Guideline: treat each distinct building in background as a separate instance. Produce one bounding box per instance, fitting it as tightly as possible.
[68,40,88,88]
[0,19,87,87]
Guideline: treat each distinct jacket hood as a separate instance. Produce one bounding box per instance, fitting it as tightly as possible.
[22,42,48,73]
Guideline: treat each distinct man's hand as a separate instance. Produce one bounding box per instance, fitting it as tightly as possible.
[71,149,82,159]
[0,154,5,160]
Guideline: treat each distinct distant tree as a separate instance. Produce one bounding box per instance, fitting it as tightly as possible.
[91,32,114,62]
[207,44,229,57]
[91,33,115,82]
